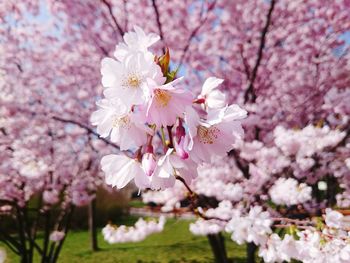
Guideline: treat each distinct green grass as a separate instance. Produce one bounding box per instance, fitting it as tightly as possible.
[128,199,146,208]
[2,219,247,263]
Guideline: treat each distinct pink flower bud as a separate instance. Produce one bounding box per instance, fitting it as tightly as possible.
[193,98,206,104]
[144,144,154,154]
[174,136,189,160]
[175,119,186,143]
[142,153,156,176]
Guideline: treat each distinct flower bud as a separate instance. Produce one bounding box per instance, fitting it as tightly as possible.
[142,153,156,176]
[174,136,189,160]
[175,119,186,143]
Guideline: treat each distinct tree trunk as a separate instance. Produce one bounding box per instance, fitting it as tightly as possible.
[207,233,228,263]
[326,175,337,207]
[88,198,99,251]
[246,242,257,263]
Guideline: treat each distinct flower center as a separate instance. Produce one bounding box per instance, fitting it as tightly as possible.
[154,89,171,107]
[122,74,141,89]
[112,115,131,129]
[197,125,220,144]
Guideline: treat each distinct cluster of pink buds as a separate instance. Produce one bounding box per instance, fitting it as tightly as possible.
[91,26,247,190]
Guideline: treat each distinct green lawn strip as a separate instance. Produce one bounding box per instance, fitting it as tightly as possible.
[1,218,247,263]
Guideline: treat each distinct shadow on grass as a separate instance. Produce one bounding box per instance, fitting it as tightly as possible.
[73,247,247,263]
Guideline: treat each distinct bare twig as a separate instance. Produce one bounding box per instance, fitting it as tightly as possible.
[151,0,165,53]
[175,175,193,195]
[100,0,125,36]
[175,176,228,222]
[52,115,120,150]
[239,44,251,79]
[179,1,217,66]
[123,0,128,31]
[244,0,277,103]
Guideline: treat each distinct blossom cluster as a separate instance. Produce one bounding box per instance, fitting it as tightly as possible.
[258,209,350,263]
[269,178,312,206]
[274,125,346,172]
[225,206,272,246]
[102,216,166,243]
[189,203,273,244]
[141,181,187,212]
[190,201,239,236]
[190,204,350,263]
[91,26,247,191]
[194,159,244,202]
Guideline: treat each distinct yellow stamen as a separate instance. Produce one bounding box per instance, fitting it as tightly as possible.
[154,89,171,107]
[112,115,131,129]
[122,74,141,89]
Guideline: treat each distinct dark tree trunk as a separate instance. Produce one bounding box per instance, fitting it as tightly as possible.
[246,242,257,263]
[326,175,337,207]
[88,198,99,251]
[207,233,228,263]
[16,206,29,263]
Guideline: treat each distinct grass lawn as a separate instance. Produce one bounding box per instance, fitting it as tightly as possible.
[1,218,247,263]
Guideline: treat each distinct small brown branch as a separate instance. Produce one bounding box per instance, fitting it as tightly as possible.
[100,0,125,36]
[175,176,228,222]
[176,175,193,195]
[52,115,120,150]
[0,127,7,135]
[123,0,128,31]
[239,45,251,79]
[179,1,217,66]
[229,150,250,179]
[195,209,230,222]
[273,217,313,225]
[244,0,277,103]
[151,0,165,53]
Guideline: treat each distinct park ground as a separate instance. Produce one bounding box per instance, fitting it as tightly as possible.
[1,218,248,263]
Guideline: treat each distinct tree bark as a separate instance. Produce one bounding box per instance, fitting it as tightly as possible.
[246,242,257,263]
[207,233,228,263]
[88,198,99,251]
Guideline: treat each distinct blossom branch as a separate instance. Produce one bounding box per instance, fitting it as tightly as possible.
[273,217,314,226]
[52,115,120,149]
[244,0,277,103]
[100,0,125,36]
[151,0,165,52]
[175,175,193,195]
[179,1,217,66]
[175,176,229,222]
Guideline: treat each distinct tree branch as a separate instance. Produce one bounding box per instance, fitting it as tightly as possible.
[100,0,125,36]
[244,0,277,104]
[52,116,120,150]
[175,176,228,222]
[151,0,165,53]
[179,1,217,66]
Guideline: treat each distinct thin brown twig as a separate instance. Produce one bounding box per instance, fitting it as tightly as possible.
[239,44,251,79]
[175,175,193,195]
[244,0,277,103]
[151,0,165,53]
[179,1,217,66]
[52,115,120,149]
[100,0,125,36]
[273,217,313,225]
[175,176,228,222]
